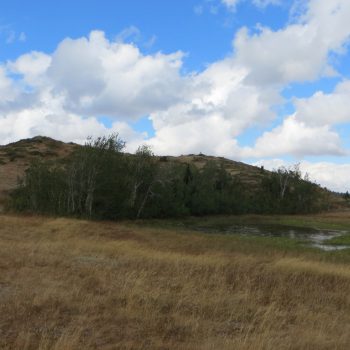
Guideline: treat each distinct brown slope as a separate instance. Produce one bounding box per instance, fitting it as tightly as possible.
[0,136,77,210]
[161,155,347,209]
[161,154,267,188]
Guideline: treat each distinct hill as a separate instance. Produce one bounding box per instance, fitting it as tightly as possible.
[162,154,267,188]
[0,137,77,210]
[0,136,346,212]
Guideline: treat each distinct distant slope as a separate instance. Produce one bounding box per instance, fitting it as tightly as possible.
[0,137,77,209]
[0,136,347,211]
[163,154,347,209]
[165,154,267,188]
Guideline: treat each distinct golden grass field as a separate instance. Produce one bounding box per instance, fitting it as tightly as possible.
[0,214,350,349]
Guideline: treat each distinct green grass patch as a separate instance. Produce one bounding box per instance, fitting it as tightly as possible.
[138,214,350,232]
[326,234,350,245]
[133,214,350,263]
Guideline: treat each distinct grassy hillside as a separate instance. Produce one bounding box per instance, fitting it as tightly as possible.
[162,154,267,188]
[0,137,76,210]
[0,136,346,212]
[0,214,350,349]
[0,137,265,199]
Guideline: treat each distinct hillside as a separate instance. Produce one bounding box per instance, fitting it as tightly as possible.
[0,136,346,212]
[0,137,77,210]
[163,154,267,188]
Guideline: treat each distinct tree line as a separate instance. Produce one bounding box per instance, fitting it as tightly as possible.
[9,134,330,219]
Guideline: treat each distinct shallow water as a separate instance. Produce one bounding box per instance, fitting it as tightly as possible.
[185,223,350,251]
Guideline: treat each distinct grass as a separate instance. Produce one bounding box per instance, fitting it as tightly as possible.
[0,214,350,349]
[326,234,350,245]
[137,212,350,230]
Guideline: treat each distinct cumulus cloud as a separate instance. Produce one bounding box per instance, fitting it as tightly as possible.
[0,105,146,152]
[0,66,15,104]
[300,162,350,193]
[0,0,350,166]
[46,31,186,119]
[149,58,281,156]
[0,31,186,148]
[0,30,281,157]
[293,80,350,126]
[7,51,51,87]
[148,115,241,156]
[233,0,350,85]
[243,116,345,158]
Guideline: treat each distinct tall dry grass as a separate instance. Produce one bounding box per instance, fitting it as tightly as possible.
[0,214,349,349]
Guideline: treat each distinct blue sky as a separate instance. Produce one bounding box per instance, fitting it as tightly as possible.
[0,0,289,64]
[1,0,350,191]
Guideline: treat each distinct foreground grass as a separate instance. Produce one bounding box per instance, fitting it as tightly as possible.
[0,214,350,349]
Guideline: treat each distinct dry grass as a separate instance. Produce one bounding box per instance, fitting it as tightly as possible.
[0,214,350,349]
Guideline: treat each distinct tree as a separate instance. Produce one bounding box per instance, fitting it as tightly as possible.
[126,145,158,218]
[274,164,302,200]
[9,139,328,219]
[259,163,325,214]
[64,133,127,218]
[143,162,190,218]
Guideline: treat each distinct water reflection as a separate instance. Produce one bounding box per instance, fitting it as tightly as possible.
[186,223,350,251]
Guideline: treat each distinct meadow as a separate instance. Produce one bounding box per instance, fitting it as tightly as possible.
[0,213,350,349]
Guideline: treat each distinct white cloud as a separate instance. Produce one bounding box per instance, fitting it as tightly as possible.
[0,30,280,157]
[115,26,141,43]
[148,58,281,156]
[221,0,241,10]
[0,103,146,152]
[18,32,26,42]
[0,0,350,168]
[233,0,350,85]
[145,6,350,160]
[143,35,157,49]
[0,26,27,44]
[148,115,241,156]
[293,80,350,126]
[252,0,281,8]
[46,31,186,119]
[243,116,345,158]
[300,162,350,193]
[0,66,18,106]
[7,51,51,87]
[221,0,281,11]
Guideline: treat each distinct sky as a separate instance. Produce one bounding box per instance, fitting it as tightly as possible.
[1,0,350,192]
